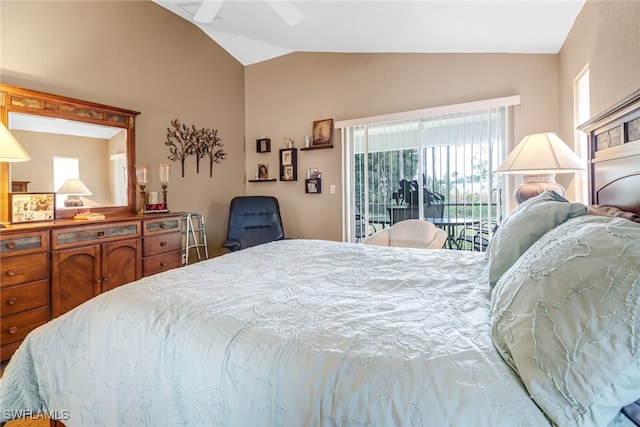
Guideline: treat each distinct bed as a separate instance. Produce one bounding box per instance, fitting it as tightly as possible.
[1,91,640,427]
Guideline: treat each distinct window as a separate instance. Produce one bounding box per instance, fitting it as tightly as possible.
[338,96,519,248]
[110,153,128,206]
[53,156,79,208]
[574,65,590,204]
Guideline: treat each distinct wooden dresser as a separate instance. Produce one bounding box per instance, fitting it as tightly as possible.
[0,212,183,361]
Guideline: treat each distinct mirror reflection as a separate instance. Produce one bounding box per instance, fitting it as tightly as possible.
[8,112,128,208]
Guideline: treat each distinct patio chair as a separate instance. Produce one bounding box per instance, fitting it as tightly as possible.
[363,219,447,249]
[456,220,497,251]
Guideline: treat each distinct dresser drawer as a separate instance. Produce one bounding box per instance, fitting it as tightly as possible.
[143,251,182,277]
[0,280,49,316]
[143,217,181,236]
[0,306,49,347]
[52,221,141,249]
[0,230,49,256]
[143,232,182,257]
[0,253,48,288]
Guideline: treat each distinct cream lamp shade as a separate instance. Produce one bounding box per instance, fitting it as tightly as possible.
[495,132,585,204]
[0,123,31,162]
[57,178,93,207]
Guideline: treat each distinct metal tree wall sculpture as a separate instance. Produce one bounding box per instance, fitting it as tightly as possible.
[201,128,227,177]
[165,119,227,177]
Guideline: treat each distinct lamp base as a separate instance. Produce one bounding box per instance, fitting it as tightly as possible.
[514,174,565,204]
[64,196,84,207]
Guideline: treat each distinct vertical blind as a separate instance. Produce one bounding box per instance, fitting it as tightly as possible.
[338,96,520,247]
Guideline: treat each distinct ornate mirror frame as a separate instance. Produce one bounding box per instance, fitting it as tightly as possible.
[0,83,140,221]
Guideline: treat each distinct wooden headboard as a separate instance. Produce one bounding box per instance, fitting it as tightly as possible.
[578,89,640,216]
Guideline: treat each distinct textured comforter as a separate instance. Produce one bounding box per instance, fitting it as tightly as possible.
[1,239,551,426]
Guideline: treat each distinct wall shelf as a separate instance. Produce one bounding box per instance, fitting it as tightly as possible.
[301,146,333,151]
[305,178,321,193]
[248,179,277,183]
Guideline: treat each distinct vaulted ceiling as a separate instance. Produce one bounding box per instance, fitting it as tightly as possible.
[153,0,587,66]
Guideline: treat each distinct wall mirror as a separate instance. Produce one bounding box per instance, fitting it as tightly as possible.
[0,84,140,220]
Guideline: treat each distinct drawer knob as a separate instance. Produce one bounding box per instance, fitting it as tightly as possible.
[7,269,17,277]
[97,231,105,237]
[160,223,167,229]
[160,261,166,267]
[6,241,16,249]
[160,241,167,247]
[9,326,18,334]
[8,297,17,305]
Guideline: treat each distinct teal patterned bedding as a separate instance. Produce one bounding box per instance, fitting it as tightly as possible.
[0,239,632,426]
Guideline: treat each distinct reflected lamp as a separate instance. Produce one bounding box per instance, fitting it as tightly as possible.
[57,178,93,207]
[495,132,585,204]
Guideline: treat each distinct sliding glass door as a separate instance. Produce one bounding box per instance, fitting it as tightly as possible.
[340,97,517,249]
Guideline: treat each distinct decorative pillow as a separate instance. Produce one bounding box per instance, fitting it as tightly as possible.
[491,215,640,426]
[486,191,586,288]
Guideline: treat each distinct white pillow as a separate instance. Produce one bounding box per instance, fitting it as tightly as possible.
[491,215,640,426]
[486,191,586,288]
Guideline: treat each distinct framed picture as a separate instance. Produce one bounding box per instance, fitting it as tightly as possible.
[283,165,294,181]
[257,163,269,179]
[305,178,321,194]
[10,192,56,224]
[311,118,334,148]
[256,138,271,153]
[281,150,293,165]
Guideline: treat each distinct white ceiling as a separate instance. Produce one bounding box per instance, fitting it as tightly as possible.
[9,113,122,139]
[153,0,587,66]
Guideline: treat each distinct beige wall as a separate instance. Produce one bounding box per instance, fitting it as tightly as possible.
[560,0,640,122]
[2,0,637,249]
[245,53,560,239]
[0,0,245,256]
[558,0,640,194]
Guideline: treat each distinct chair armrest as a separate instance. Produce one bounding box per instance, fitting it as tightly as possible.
[222,239,241,252]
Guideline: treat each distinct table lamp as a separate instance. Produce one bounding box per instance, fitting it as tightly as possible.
[0,123,31,227]
[57,178,93,207]
[0,123,31,162]
[495,132,585,204]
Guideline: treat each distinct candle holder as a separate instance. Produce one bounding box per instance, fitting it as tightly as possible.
[159,163,170,206]
[135,165,148,215]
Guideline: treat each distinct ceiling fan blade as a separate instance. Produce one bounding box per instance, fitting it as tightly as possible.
[265,0,304,26]
[194,0,224,23]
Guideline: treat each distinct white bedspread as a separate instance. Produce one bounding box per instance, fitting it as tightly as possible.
[1,239,551,426]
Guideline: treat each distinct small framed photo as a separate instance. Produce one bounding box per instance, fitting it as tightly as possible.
[305,179,321,194]
[10,192,56,224]
[256,138,271,153]
[311,118,334,148]
[282,165,295,181]
[258,163,269,179]
[281,150,293,165]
